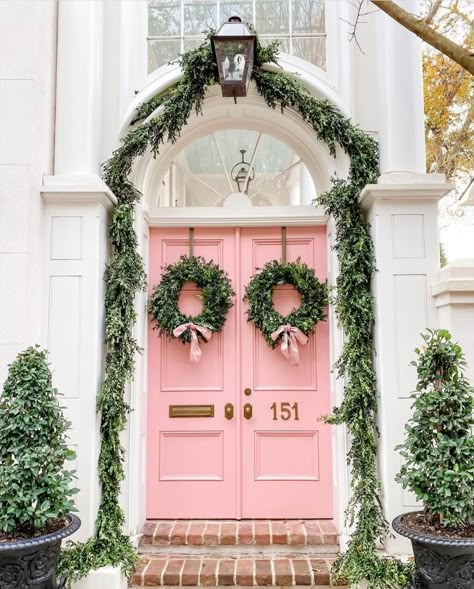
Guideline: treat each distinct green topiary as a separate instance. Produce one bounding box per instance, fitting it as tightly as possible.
[396,329,474,527]
[0,346,77,534]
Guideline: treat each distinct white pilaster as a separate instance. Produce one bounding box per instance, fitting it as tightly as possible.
[360,173,451,554]
[433,260,474,382]
[41,177,115,542]
[54,0,104,176]
[375,1,426,174]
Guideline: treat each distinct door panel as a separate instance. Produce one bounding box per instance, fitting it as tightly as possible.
[240,227,332,518]
[146,228,238,518]
[146,226,332,519]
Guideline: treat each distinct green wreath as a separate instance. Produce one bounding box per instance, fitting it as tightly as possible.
[149,255,235,344]
[243,259,327,347]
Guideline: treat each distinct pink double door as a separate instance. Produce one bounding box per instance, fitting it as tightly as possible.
[146,227,332,519]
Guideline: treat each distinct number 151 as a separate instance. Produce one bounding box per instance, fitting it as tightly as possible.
[270,402,299,421]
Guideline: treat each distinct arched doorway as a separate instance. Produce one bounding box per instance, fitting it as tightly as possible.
[140,100,339,518]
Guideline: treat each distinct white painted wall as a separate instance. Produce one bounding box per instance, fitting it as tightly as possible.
[0,1,56,384]
[433,259,474,382]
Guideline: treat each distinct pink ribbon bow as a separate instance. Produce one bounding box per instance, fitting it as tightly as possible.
[271,324,308,366]
[173,323,212,364]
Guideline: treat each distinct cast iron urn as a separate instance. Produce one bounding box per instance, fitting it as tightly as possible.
[0,514,81,589]
[393,513,474,589]
[212,16,256,99]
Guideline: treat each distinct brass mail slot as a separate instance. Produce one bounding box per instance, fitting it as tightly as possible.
[169,404,215,418]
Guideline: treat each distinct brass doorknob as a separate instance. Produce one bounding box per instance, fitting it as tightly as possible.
[243,403,253,420]
[225,403,234,420]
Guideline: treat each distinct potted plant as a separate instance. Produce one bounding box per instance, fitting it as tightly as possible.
[392,329,474,589]
[0,347,80,589]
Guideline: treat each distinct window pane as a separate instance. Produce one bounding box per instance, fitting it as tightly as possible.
[148,0,181,36]
[184,0,217,35]
[183,38,207,52]
[260,37,290,54]
[255,0,289,34]
[292,37,326,69]
[148,39,181,72]
[292,0,325,34]
[220,1,253,24]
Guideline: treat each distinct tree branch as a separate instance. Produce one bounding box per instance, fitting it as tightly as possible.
[370,0,474,75]
[424,0,443,25]
[442,99,474,178]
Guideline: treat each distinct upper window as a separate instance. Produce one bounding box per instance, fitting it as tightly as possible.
[154,129,316,208]
[147,0,326,73]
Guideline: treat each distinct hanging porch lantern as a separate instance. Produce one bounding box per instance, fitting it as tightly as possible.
[212,16,256,99]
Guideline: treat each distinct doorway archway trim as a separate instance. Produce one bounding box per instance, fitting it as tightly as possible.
[144,206,327,227]
[121,55,349,135]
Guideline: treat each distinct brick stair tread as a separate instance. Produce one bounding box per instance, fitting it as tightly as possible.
[132,555,344,587]
[140,520,339,548]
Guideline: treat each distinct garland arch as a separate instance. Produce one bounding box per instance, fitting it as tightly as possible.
[59,37,408,588]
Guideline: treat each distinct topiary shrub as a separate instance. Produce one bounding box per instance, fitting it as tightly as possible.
[0,346,78,535]
[396,329,474,528]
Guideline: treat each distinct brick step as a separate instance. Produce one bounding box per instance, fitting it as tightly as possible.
[132,555,342,587]
[139,520,339,551]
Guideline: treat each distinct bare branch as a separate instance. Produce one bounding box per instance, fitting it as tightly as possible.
[443,100,474,178]
[370,0,474,75]
[342,0,369,54]
[424,0,443,25]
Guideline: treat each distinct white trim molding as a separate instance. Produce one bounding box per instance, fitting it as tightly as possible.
[360,179,453,210]
[144,205,328,227]
[41,174,117,210]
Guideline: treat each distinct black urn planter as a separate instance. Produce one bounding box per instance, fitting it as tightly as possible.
[393,513,474,589]
[0,514,80,589]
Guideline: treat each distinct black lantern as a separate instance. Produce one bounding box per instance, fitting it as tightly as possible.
[212,16,256,99]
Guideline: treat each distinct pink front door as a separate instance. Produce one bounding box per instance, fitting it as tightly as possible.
[146,226,332,519]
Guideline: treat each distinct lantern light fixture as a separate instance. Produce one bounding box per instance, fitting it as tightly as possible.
[211,16,256,100]
[231,149,255,193]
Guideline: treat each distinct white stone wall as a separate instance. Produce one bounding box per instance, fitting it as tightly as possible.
[433,259,474,382]
[0,1,56,383]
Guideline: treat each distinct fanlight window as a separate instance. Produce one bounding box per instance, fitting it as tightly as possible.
[154,129,316,208]
[147,0,326,73]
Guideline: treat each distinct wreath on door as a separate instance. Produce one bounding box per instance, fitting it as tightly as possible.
[243,259,327,365]
[149,255,235,362]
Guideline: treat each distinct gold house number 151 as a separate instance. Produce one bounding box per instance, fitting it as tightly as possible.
[270,402,300,421]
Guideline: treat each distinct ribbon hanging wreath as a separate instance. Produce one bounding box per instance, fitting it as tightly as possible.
[244,259,327,366]
[149,256,235,363]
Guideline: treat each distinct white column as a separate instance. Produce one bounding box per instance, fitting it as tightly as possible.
[360,173,451,554]
[54,0,104,176]
[375,0,426,174]
[433,260,474,382]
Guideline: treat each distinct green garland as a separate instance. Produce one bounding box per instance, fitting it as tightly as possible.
[59,34,408,588]
[244,260,327,347]
[149,255,235,343]
[59,204,146,583]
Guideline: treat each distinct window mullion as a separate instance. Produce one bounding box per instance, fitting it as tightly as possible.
[288,0,293,54]
[181,0,184,52]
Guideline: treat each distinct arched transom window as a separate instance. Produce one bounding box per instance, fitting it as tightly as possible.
[147,0,326,73]
[154,129,316,208]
